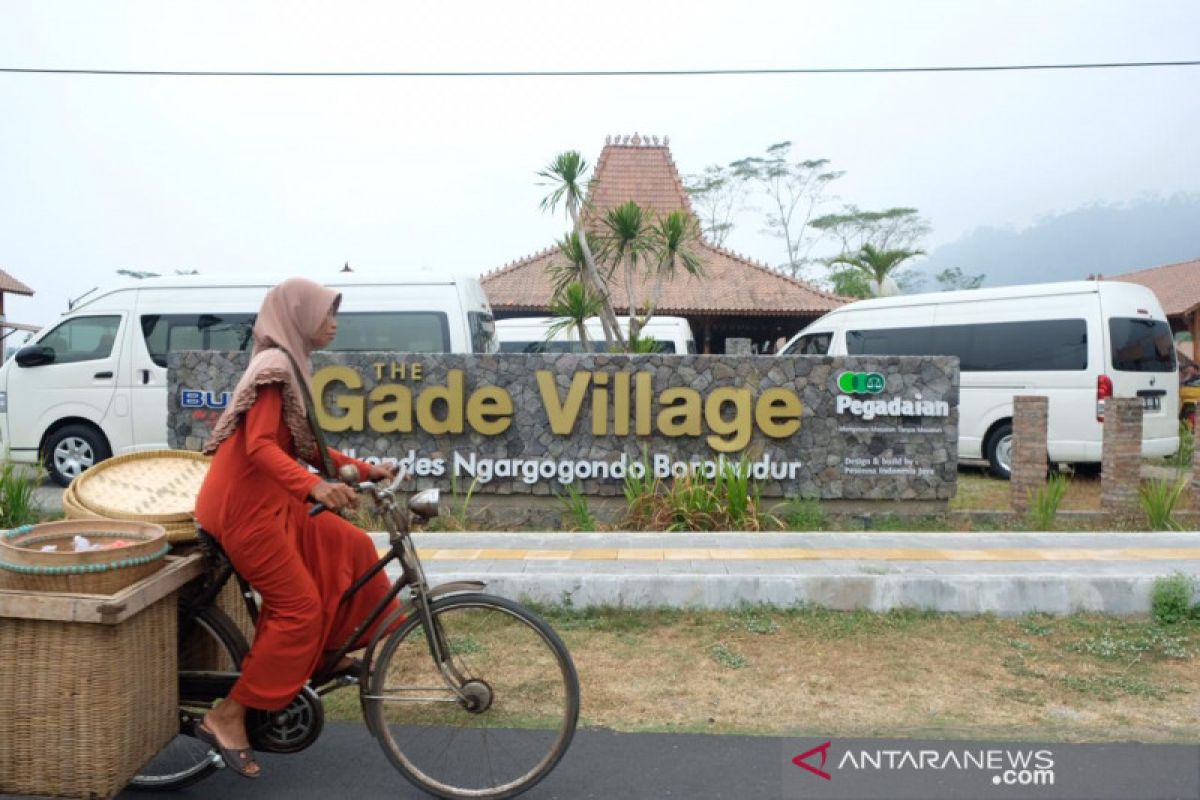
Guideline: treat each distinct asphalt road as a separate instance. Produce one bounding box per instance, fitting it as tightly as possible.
[71,724,1195,800]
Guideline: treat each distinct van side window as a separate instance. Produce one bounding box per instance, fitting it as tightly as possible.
[329,312,451,353]
[141,314,257,368]
[468,311,497,353]
[783,332,832,355]
[1109,318,1176,372]
[39,316,122,364]
[846,319,1088,371]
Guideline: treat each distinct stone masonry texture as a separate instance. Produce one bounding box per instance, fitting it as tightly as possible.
[169,352,959,501]
[1101,397,1143,512]
[1010,395,1049,513]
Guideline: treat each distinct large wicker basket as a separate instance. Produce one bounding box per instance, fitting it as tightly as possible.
[0,554,203,799]
[0,520,169,594]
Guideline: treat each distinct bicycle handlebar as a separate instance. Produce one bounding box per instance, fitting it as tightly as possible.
[308,464,412,517]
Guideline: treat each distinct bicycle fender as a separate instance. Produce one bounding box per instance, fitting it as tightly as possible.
[360,581,487,737]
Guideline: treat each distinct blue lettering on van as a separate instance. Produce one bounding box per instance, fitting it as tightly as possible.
[180,389,232,410]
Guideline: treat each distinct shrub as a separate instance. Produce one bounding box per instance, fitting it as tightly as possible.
[1026,474,1069,531]
[621,457,773,532]
[1139,474,1189,531]
[1151,573,1197,625]
[557,483,598,532]
[1169,420,1195,470]
[0,461,42,528]
[776,497,826,531]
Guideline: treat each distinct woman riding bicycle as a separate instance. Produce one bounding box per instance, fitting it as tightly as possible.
[193,277,400,779]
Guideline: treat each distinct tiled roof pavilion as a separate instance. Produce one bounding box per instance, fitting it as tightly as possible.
[0,268,33,318]
[482,135,843,352]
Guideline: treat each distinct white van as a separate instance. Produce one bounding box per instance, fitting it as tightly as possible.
[0,273,496,485]
[780,280,1179,478]
[496,316,696,354]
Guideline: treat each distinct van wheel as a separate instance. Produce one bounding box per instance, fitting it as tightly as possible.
[43,424,111,487]
[985,423,1013,480]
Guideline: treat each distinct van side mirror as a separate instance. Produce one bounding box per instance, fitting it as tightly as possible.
[15,345,54,368]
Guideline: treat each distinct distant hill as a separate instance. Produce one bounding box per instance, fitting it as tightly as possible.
[907,194,1200,290]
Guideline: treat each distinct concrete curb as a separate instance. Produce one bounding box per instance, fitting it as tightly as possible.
[371,530,1200,616]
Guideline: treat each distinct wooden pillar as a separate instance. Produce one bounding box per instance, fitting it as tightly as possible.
[701,316,712,355]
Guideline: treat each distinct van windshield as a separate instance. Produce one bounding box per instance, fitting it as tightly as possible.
[782,332,832,355]
[1108,318,1176,372]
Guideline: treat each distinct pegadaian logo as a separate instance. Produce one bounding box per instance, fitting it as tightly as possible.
[837,372,886,394]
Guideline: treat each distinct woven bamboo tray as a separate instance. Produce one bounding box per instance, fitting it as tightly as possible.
[0,554,202,799]
[0,520,169,595]
[71,450,210,524]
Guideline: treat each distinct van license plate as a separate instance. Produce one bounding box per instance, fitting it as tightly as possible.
[1141,396,1161,412]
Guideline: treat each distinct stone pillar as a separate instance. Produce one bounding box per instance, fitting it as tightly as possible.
[1101,397,1142,512]
[1011,396,1048,513]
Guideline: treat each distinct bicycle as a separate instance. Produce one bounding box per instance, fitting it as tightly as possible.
[130,465,580,799]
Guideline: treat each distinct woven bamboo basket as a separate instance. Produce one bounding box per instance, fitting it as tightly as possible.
[0,520,169,595]
[0,556,199,799]
[61,482,105,520]
[71,449,210,525]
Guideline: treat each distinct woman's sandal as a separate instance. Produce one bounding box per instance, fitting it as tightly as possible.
[323,656,363,681]
[194,722,261,779]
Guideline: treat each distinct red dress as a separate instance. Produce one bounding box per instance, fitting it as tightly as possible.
[195,384,402,711]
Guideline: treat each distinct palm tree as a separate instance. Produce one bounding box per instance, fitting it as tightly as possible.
[602,201,653,343]
[546,281,604,352]
[538,152,625,348]
[641,210,703,333]
[828,243,924,297]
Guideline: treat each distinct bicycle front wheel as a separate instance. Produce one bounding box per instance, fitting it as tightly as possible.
[364,593,579,800]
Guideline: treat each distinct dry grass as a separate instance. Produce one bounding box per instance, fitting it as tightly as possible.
[324,607,1200,743]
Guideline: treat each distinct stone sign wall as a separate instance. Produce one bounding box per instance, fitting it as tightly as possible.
[169,352,959,500]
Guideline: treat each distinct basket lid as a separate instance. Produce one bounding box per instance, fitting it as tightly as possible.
[72,450,211,523]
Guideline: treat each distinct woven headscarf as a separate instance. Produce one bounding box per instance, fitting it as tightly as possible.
[203,277,341,462]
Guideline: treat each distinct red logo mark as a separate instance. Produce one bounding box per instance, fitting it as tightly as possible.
[792,741,832,781]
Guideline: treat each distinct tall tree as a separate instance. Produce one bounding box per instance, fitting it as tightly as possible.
[809,205,930,254]
[730,142,843,278]
[683,164,748,248]
[538,152,625,348]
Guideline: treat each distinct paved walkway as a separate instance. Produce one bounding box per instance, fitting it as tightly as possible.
[381,530,1200,616]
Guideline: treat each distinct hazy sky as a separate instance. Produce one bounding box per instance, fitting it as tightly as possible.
[2,0,1198,329]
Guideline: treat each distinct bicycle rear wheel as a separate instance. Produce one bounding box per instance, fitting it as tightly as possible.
[364,593,579,800]
[128,606,248,791]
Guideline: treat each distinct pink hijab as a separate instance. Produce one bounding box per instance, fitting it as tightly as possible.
[203,278,341,462]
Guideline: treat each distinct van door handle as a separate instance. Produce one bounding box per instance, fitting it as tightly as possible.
[140,369,151,385]
[94,371,113,379]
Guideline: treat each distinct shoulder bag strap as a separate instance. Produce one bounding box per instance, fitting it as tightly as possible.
[278,349,337,480]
